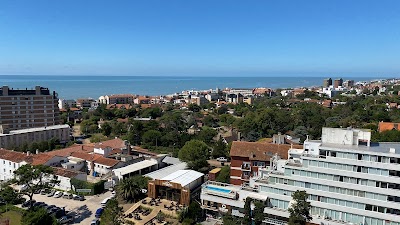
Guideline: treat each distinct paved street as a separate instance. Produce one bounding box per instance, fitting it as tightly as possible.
[31,192,112,225]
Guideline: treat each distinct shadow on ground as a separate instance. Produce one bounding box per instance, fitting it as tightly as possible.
[69,205,92,223]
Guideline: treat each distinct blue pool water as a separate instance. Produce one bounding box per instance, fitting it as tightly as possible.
[206,186,231,193]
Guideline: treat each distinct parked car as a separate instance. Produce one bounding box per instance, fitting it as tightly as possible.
[111,190,116,198]
[95,208,104,218]
[33,202,46,208]
[73,195,85,201]
[216,157,228,162]
[47,189,56,197]
[58,215,74,224]
[90,218,100,225]
[63,193,73,199]
[54,191,63,198]
[22,200,36,208]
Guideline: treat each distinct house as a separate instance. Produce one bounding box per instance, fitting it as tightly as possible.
[52,167,87,191]
[0,149,29,181]
[70,152,124,177]
[229,141,301,185]
[99,94,135,105]
[134,96,151,105]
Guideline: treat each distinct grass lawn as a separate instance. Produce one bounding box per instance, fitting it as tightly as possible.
[0,210,22,225]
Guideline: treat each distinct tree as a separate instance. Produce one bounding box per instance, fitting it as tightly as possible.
[253,201,265,225]
[222,215,241,225]
[22,207,57,225]
[288,190,312,225]
[100,198,123,225]
[197,126,218,144]
[0,186,25,205]
[102,122,112,136]
[142,130,162,147]
[242,197,252,225]
[215,166,230,183]
[188,103,201,112]
[13,165,59,209]
[117,176,149,202]
[178,140,209,171]
[212,138,227,158]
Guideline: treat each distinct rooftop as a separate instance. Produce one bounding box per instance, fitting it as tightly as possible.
[0,148,30,163]
[1,124,70,136]
[230,141,302,161]
[161,170,204,188]
[113,159,158,176]
[146,162,188,180]
[53,167,84,178]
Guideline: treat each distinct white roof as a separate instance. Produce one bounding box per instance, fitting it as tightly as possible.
[162,156,182,165]
[145,162,187,180]
[161,170,204,187]
[3,124,70,136]
[113,159,157,176]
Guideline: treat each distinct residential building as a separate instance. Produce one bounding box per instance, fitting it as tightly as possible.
[58,99,76,110]
[230,141,301,185]
[99,94,135,105]
[202,127,400,225]
[0,148,29,181]
[0,86,60,131]
[76,98,95,108]
[52,167,87,191]
[334,78,344,88]
[0,124,70,149]
[323,78,333,87]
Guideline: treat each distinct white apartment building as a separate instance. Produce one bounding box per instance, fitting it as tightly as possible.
[201,127,400,225]
[0,124,70,149]
[0,149,28,181]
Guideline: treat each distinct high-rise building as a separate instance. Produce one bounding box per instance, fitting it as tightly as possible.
[0,86,60,131]
[323,78,332,87]
[201,127,400,225]
[334,78,343,88]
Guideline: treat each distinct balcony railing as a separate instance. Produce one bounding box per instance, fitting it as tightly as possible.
[263,217,287,225]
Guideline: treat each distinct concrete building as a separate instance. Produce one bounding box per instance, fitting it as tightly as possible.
[323,78,333,87]
[203,127,400,225]
[58,99,77,110]
[0,124,70,149]
[76,98,95,108]
[52,167,87,191]
[334,78,343,88]
[0,86,60,131]
[0,148,29,181]
[99,94,135,105]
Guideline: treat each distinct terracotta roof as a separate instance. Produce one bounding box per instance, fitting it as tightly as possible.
[132,146,158,156]
[95,138,126,150]
[53,167,83,178]
[110,149,123,155]
[109,94,135,98]
[70,152,102,161]
[93,157,120,167]
[0,148,29,163]
[45,145,93,157]
[106,104,132,109]
[230,141,302,161]
[117,118,129,123]
[378,122,400,132]
[26,154,55,165]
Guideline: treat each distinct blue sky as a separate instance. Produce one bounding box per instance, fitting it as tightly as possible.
[0,0,399,76]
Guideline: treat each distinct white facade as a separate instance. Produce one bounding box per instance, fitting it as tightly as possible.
[0,159,27,181]
[201,127,400,225]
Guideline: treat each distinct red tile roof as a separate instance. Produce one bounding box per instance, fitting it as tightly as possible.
[93,157,120,167]
[70,152,120,167]
[53,167,84,178]
[230,141,302,161]
[45,145,93,157]
[378,122,400,132]
[0,148,29,163]
[26,154,55,165]
[95,138,126,150]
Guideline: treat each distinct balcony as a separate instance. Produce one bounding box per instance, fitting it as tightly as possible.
[263,217,287,225]
[241,164,251,170]
[241,174,250,180]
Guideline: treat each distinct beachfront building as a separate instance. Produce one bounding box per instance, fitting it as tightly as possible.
[0,86,60,132]
[0,124,70,149]
[201,127,400,225]
[98,94,135,105]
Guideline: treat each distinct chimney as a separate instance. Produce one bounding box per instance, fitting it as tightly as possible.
[27,151,31,156]
[81,145,83,150]
[36,149,39,154]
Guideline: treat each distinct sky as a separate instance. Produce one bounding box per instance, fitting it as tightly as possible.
[0,0,399,76]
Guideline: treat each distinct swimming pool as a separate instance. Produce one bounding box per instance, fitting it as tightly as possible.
[206,186,232,194]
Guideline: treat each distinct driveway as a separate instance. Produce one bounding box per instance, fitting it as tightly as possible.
[32,192,112,225]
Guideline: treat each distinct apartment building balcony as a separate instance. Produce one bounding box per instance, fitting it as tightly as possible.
[201,204,219,212]
[262,217,287,225]
[241,164,251,170]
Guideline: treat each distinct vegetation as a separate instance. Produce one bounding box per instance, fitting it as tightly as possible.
[21,207,57,225]
[288,190,312,225]
[117,176,149,202]
[13,165,59,209]
[100,198,123,225]
[70,178,106,195]
[178,140,210,172]
[0,186,25,205]
[215,166,230,183]
[7,137,66,153]
[178,202,202,225]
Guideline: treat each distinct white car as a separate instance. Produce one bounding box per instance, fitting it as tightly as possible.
[216,157,228,162]
[111,191,116,198]
[54,191,63,198]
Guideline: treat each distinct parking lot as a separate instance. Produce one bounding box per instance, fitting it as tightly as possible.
[31,191,112,225]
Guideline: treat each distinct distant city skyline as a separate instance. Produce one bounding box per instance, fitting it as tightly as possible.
[0,0,399,76]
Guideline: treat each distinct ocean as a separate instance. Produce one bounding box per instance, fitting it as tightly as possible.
[0,75,385,100]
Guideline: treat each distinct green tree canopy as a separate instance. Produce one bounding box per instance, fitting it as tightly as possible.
[117,175,149,202]
[14,164,59,209]
[22,207,57,225]
[288,190,312,225]
[215,166,230,183]
[100,198,123,225]
[178,140,210,171]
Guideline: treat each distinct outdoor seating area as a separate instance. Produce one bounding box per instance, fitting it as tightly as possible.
[124,197,182,225]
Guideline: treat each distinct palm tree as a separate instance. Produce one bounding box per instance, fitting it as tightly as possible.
[117,175,148,202]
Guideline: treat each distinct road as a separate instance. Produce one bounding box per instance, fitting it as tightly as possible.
[32,192,112,225]
[207,159,230,168]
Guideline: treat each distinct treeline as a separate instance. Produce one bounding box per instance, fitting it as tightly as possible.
[9,137,71,153]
